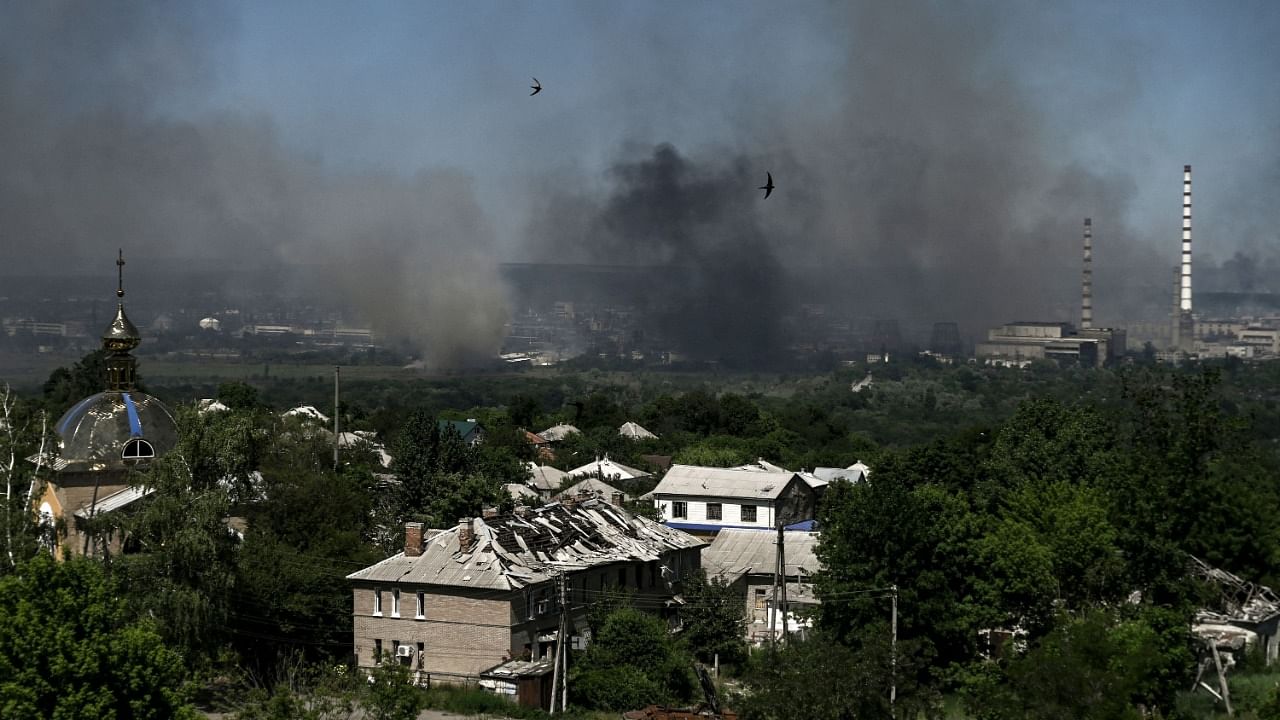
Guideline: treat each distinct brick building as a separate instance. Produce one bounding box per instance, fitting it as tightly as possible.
[345,499,704,681]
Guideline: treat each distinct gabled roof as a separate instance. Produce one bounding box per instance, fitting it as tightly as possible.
[702,528,821,582]
[505,483,540,501]
[618,421,658,440]
[524,430,550,445]
[439,419,482,440]
[346,499,703,591]
[651,464,803,501]
[538,423,581,442]
[565,457,648,481]
[197,398,230,413]
[811,461,870,484]
[526,462,568,491]
[284,405,329,423]
[559,476,629,503]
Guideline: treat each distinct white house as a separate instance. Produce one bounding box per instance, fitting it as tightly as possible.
[648,464,818,535]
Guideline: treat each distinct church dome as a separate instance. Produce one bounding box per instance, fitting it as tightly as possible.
[53,391,177,472]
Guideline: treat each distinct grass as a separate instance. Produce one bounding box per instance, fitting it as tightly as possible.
[417,685,612,720]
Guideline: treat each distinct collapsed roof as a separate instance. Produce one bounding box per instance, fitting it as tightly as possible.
[346,498,704,592]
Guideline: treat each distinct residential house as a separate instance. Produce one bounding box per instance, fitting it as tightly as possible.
[537,423,580,443]
[648,464,818,537]
[618,421,658,440]
[523,430,554,461]
[504,483,540,503]
[702,528,821,643]
[558,477,630,505]
[564,456,649,483]
[345,500,704,682]
[439,419,484,446]
[526,463,568,501]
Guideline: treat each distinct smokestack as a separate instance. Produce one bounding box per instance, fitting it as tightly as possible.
[1181,165,1192,313]
[404,522,424,557]
[1081,218,1093,330]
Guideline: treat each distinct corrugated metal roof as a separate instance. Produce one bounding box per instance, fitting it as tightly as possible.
[538,424,581,441]
[618,421,658,440]
[559,476,629,502]
[505,483,540,501]
[702,528,820,581]
[526,463,568,491]
[651,465,801,500]
[346,499,703,591]
[73,485,154,518]
[565,457,648,481]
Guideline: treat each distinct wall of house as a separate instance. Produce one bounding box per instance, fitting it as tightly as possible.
[352,585,513,677]
[653,495,776,528]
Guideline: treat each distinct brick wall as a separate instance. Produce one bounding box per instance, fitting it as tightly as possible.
[352,585,514,676]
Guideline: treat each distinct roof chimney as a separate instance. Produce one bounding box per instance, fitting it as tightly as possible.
[404,522,424,557]
[457,517,474,551]
[1081,218,1093,330]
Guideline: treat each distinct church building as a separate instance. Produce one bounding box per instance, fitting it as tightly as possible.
[30,252,177,557]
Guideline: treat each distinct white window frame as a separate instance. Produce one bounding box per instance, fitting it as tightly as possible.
[416,591,426,619]
[373,588,383,616]
[706,502,723,521]
[391,587,400,618]
[672,501,687,519]
[741,504,757,522]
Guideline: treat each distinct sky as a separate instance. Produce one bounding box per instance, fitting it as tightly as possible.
[2,1,1279,362]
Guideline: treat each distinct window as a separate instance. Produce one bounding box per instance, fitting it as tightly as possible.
[707,503,723,521]
[755,589,767,609]
[391,588,400,617]
[121,438,155,460]
[617,567,627,587]
[374,639,383,662]
[373,588,383,616]
[416,641,425,668]
[416,591,425,619]
[741,505,757,522]
[672,501,687,519]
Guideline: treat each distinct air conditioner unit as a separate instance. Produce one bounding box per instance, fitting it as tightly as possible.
[396,645,414,657]
[535,600,549,615]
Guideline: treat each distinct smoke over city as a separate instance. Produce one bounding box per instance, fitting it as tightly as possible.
[0,1,507,367]
[3,1,1279,365]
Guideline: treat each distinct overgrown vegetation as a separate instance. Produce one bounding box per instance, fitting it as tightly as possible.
[3,353,1280,717]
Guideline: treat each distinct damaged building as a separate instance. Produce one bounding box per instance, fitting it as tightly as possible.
[345,498,704,681]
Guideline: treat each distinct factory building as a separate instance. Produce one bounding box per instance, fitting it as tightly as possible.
[976,218,1125,368]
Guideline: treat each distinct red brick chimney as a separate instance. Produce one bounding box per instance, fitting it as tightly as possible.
[404,522,425,557]
[457,517,474,551]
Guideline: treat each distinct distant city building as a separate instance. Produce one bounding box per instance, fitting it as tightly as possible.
[975,321,1124,368]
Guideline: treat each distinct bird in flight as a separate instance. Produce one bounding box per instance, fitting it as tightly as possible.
[530,77,542,96]
[759,171,774,199]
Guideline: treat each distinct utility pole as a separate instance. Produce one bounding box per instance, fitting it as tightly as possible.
[891,584,898,716]
[769,520,781,644]
[779,524,789,644]
[560,571,569,712]
[333,366,340,471]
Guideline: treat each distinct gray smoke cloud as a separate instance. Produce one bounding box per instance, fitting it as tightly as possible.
[0,1,507,367]
[525,1,1177,347]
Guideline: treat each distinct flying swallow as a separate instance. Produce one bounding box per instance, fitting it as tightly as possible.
[530,78,542,96]
[759,172,774,199]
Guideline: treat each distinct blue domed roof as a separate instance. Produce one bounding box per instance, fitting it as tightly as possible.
[54,391,177,472]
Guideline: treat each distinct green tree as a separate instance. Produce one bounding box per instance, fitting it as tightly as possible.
[218,381,262,411]
[362,657,424,720]
[570,608,696,711]
[678,570,747,668]
[41,348,109,412]
[116,416,240,663]
[740,633,897,720]
[0,554,196,719]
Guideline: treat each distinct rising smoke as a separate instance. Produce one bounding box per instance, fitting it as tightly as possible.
[0,1,507,367]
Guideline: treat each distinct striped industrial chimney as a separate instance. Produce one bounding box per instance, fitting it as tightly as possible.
[1081,218,1093,330]
[1181,165,1192,312]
